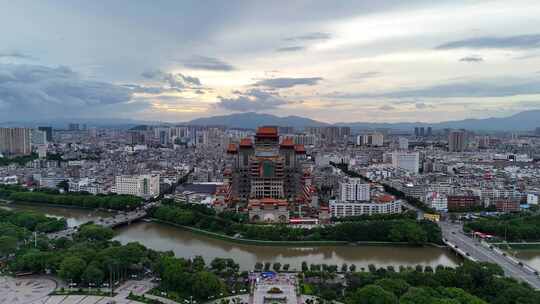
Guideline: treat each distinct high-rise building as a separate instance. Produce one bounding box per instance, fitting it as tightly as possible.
[357,133,384,147]
[478,136,490,149]
[0,128,32,156]
[398,137,409,150]
[448,130,466,152]
[38,126,53,141]
[31,129,47,146]
[392,151,419,174]
[115,174,160,198]
[426,127,432,137]
[414,127,425,137]
[68,123,80,131]
[339,178,370,202]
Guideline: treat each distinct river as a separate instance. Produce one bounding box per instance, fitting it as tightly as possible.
[3,202,463,270]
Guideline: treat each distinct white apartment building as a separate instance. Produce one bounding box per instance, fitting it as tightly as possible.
[292,134,316,146]
[528,193,539,205]
[330,199,401,218]
[339,178,370,202]
[398,137,409,150]
[425,192,448,212]
[115,174,160,198]
[357,133,384,147]
[392,151,419,174]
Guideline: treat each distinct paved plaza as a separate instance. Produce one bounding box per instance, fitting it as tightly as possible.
[251,273,300,304]
[0,276,57,304]
[0,277,156,304]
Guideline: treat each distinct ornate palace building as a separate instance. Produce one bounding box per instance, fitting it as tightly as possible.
[223,126,314,222]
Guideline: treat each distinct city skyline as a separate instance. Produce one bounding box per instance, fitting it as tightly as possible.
[2,1,540,123]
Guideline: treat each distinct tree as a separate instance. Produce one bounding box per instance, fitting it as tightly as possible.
[192,256,205,271]
[191,271,226,299]
[348,285,398,304]
[273,262,281,272]
[59,256,87,282]
[211,258,227,272]
[0,236,18,257]
[264,262,271,271]
[341,263,348,273]
[399,287,436,304]
[302,261,308,272]
[76,224,114,242]
[255,262,263,272]
[283,264,290,271]
[82,264,104,285]
[375,278,410,297]
[349,264,356,272]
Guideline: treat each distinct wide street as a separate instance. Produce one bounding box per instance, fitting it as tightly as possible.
[440,221,540,289]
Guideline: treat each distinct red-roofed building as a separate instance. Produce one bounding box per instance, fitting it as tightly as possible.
[239,138,253,147]
[226,143,238,154]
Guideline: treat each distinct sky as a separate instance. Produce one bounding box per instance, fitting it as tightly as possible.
[1,0,540,123]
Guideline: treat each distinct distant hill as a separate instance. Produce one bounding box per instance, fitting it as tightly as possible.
[187,110,540,131]
[187,112,328,129]
[337,110,540,131]
[2,110,538,131]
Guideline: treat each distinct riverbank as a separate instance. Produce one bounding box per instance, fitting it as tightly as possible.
[1,200,112,212]
[492,242,540,250]
[151,219,443,248]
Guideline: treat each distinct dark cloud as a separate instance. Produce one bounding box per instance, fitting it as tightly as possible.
[284,32,331,41]
[254,77,323,89]
[183,56,235,71]
[122,84,165,94]
[436,34,540,49]
[276,46,305,52]
[329,78,540,99]
[350,71,381,79]
[0,51,35,60]
[459,55,483,62]
[379,105,395,111]
[141,70,201,90]
[415,102,432,109]
[0,64,135,119]
[215,89,294,112]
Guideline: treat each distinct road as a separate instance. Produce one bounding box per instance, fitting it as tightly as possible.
[440,221,540,289]
[400,200,425,220]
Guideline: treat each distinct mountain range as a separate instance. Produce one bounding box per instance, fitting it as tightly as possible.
[1,110,539,131]
[187,110,540,131]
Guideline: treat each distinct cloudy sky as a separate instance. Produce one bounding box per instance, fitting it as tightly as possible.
[1,0,540,123]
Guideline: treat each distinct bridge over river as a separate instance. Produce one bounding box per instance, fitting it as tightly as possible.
[48,209,147,239]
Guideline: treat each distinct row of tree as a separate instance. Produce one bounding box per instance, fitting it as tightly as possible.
[6,191,143,210]
[464,213,540,241]
[151,204,443,245]
[302,261,539,304]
